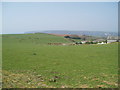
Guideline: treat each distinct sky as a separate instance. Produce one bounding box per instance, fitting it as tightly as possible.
[2,2,118,34]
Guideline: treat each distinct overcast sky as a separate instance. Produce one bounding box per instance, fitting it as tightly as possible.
[2,2,118,34]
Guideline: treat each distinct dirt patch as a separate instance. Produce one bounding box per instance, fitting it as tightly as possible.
[79,84,89,88]
[96,85,106,88]
[103,81,118,86]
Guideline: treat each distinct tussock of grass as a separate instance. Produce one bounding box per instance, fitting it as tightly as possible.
[2,70,55,88]
[2,70,118,88]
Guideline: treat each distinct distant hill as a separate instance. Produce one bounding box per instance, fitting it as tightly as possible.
[41,30,118,37]
[3,33,71,44]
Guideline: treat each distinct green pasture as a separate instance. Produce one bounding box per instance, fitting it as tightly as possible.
[2,33,118,88]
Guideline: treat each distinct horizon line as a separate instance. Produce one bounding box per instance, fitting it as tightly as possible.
[1,30,118,34]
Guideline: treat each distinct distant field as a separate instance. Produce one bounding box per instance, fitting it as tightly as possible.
[2,33,118,88]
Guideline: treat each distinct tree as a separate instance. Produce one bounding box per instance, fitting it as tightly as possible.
[69,35,81,39]
[64,36,70,38]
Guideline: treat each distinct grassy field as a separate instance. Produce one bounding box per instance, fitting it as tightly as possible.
[2,33,118,88]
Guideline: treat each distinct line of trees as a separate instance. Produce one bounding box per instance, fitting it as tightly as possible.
[64,35,81,39]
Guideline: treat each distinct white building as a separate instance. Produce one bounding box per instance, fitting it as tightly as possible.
[98,42,106,44]
[81,41,87,44]
[107,40,117,43]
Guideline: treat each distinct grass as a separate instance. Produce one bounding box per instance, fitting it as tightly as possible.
[2,33,118,88]
[0,34,2,89]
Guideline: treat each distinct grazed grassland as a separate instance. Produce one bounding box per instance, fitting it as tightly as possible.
[2,34,118,88]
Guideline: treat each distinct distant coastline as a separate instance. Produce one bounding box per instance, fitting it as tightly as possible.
[25,30,118,37]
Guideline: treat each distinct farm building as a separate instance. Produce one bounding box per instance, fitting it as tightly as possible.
[107,40,117,43]
[81,41,87,44]
[98,42,106,44]
[107,36,119,43]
